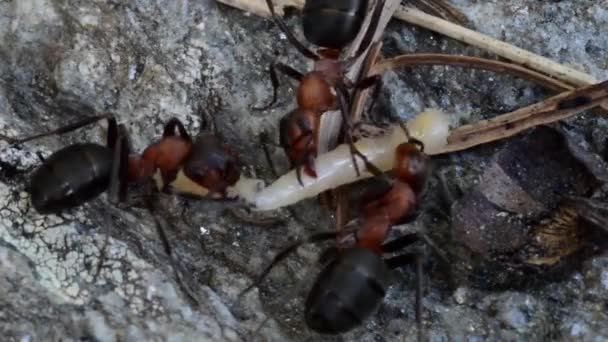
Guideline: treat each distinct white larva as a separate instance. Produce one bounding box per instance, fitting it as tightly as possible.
[233,109,452,211]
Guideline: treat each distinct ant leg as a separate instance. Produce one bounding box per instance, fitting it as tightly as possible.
[252,63,304,111]
[144,195,200,306]
[286,122,315,186]
[238,230,337,298]
[346,74,383,117]
[384,251,424,342]
[93,207,113,283]
[415,252,424,342]
[295,158,304,187]
[144,196,173,256]
[397,121,425,152]
[294,135,317,186]
[356,75,383,115]
[335,85,389,182]
[384,228,450,265]
[253,63,281,111]
[105,116,119,149]
[0,113,115,145]
[162,118,191,140]
[410,138,425,152]
[264,0,319,61]
[264,129,321,228]
[276,63,304,81]
[418,231,450,264]
[36,151,46,162]
[381,233,419,253]
[260,131,280,178]
[434,170,456,220]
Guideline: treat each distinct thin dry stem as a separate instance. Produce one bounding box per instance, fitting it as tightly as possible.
[377,54,574,92]
[437,80,608,154]
[393,6,600,86]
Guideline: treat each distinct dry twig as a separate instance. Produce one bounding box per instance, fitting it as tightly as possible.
[377,54,574,92]
[405,0,469,26]
[438,80,608,154]
[392,6,600,87]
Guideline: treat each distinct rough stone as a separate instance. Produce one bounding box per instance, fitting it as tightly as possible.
[0,0,606,341]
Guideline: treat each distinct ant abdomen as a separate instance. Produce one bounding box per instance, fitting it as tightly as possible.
[304,247,390,334]
[302,0,369,49]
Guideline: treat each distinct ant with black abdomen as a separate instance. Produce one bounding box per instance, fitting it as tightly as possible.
[242,127,434,340]
[253,0,387,185]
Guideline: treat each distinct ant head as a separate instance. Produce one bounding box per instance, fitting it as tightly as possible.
[183,134,241,195]
[297,72,336,112]
[394,143,430,195]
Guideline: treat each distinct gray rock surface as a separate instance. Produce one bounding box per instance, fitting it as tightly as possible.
[0,0,607,341]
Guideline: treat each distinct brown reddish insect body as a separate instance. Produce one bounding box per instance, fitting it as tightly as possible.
[244,136,431,336]
[1,114,242,214]
[255,0,386,184]
[128,118,241,200]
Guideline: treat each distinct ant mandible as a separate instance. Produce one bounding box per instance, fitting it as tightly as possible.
[242,130,430,336]
[0,114,241,214]
[254,0,386,185]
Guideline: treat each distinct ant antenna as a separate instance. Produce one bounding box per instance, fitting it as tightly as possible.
[0,114,115,145]
[398,121,425,152]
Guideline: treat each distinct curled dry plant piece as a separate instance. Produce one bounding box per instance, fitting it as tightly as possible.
[446,126,608,289]
[566,197,608,234]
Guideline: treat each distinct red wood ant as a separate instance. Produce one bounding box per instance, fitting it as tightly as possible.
[241,132,430,336]
[0,114,241,214]
[254,0,386,185]
[1,113,242,300]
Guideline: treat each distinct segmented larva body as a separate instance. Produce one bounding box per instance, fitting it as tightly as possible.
[234,109,452,211]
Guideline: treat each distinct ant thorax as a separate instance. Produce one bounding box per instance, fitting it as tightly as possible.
[313,58,344,87]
